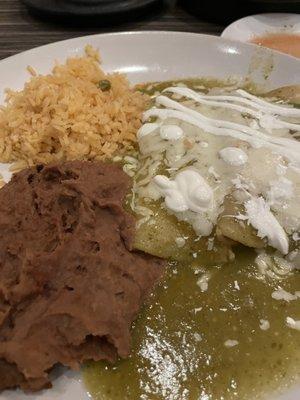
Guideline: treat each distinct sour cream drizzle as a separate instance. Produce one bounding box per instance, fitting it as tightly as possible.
[154,169,213,214]
[138,122,160,138]
[160,125,184,141]
[165,87,300,117]
[219,147,248,166]
[164,87,300,131]
[137,122,184,141]
[143,93,300,166]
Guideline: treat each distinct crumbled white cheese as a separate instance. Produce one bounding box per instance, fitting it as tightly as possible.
[196,272,211,292]
[267,177,294,206]
[234,280,240,290]
[194,307,202,314]
[244,196,289,254]
[193,333,202,342]
[286,317,300,331]
[271,288,300,302]
[224,339,239,348]
[136,86,300,260]
[259,319,270,331]
[175,237,186,248]
[207,237,214,251]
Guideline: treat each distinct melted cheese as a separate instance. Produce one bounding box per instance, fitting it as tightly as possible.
[144,95,300,167]
[135,85,300,255]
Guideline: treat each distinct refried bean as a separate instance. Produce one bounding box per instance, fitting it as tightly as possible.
[0,161,165,392]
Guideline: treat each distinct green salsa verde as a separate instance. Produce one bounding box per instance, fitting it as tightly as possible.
[83,249,300,400]
[83,80,300,400]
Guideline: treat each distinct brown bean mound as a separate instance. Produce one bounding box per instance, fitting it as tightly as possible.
[0,161,165,392]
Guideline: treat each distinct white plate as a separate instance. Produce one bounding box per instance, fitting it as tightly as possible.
[0,31,300,400]
[221,13,300,43]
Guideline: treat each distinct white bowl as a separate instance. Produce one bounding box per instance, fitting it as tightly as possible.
[221,13,300,43]
[0,31,299,400]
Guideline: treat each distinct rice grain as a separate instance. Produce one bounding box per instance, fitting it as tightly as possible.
[0,46,148,167]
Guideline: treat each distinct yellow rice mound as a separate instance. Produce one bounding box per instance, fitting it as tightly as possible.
[0,46,149,168]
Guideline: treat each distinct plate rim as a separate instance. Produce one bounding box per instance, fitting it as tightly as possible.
[221,12,300,43]
[1,30,300,67]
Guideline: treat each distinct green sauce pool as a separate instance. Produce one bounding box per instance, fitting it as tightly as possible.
[83,249,300,400]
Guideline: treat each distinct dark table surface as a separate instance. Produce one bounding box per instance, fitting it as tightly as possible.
[0,0,225,60]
